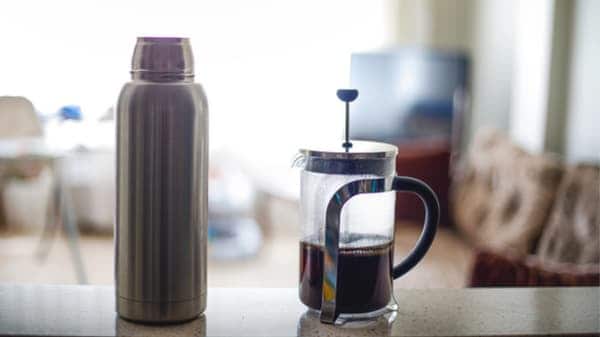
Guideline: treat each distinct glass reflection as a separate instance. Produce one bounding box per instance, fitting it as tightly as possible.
[296,309,394,336]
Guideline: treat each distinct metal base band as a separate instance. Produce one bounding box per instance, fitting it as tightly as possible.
[117,295,206,324]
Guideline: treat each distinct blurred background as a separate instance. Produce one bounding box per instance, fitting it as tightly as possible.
[0,0,598,288]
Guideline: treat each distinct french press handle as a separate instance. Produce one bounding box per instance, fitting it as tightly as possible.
[320,176,439,324]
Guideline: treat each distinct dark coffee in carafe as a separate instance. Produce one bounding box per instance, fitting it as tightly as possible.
[299,234,393,314]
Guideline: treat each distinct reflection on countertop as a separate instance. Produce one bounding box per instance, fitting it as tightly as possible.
[115,316,206,337]
[0,284,598,337]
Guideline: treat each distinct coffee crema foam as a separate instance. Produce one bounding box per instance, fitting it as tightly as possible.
[301,233,392,255]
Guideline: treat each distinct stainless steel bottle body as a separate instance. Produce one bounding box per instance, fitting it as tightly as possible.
[116,37,207,323]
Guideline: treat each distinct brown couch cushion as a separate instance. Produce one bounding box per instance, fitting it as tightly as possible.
[470,249,599,287]
[452,129,563,255]
[536,164,600,264]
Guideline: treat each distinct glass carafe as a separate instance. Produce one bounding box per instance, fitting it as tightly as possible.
[295,140,439,325]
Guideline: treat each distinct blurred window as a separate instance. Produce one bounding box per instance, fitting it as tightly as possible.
[0,0,390,170]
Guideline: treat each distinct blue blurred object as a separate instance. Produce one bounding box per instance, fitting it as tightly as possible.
[350,48,469,143]
[58,105,82,121]
[208,217,262,260]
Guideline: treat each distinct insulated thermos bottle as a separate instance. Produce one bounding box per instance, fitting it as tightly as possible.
[116,37,208,323]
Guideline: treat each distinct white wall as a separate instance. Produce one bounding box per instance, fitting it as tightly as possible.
[391,0,515,148]
[392,0,474,50]
[468,0,516,142]
[509,0,555,153]
[564,0,600,163]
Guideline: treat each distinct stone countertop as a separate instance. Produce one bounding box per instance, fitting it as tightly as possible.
[0,284,598,336]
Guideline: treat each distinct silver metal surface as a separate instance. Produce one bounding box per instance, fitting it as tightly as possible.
[299,140,397,160]
[116,37,208,323]
[298,140,398,175]
[320,177,393,324]
[131,37,194,79]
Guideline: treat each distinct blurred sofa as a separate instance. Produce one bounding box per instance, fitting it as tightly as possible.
[451,129,599,287]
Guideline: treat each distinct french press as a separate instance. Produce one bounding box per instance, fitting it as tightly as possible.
[295,89,439,325]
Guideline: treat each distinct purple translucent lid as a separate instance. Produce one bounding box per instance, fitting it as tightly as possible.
[131,37,194,76]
